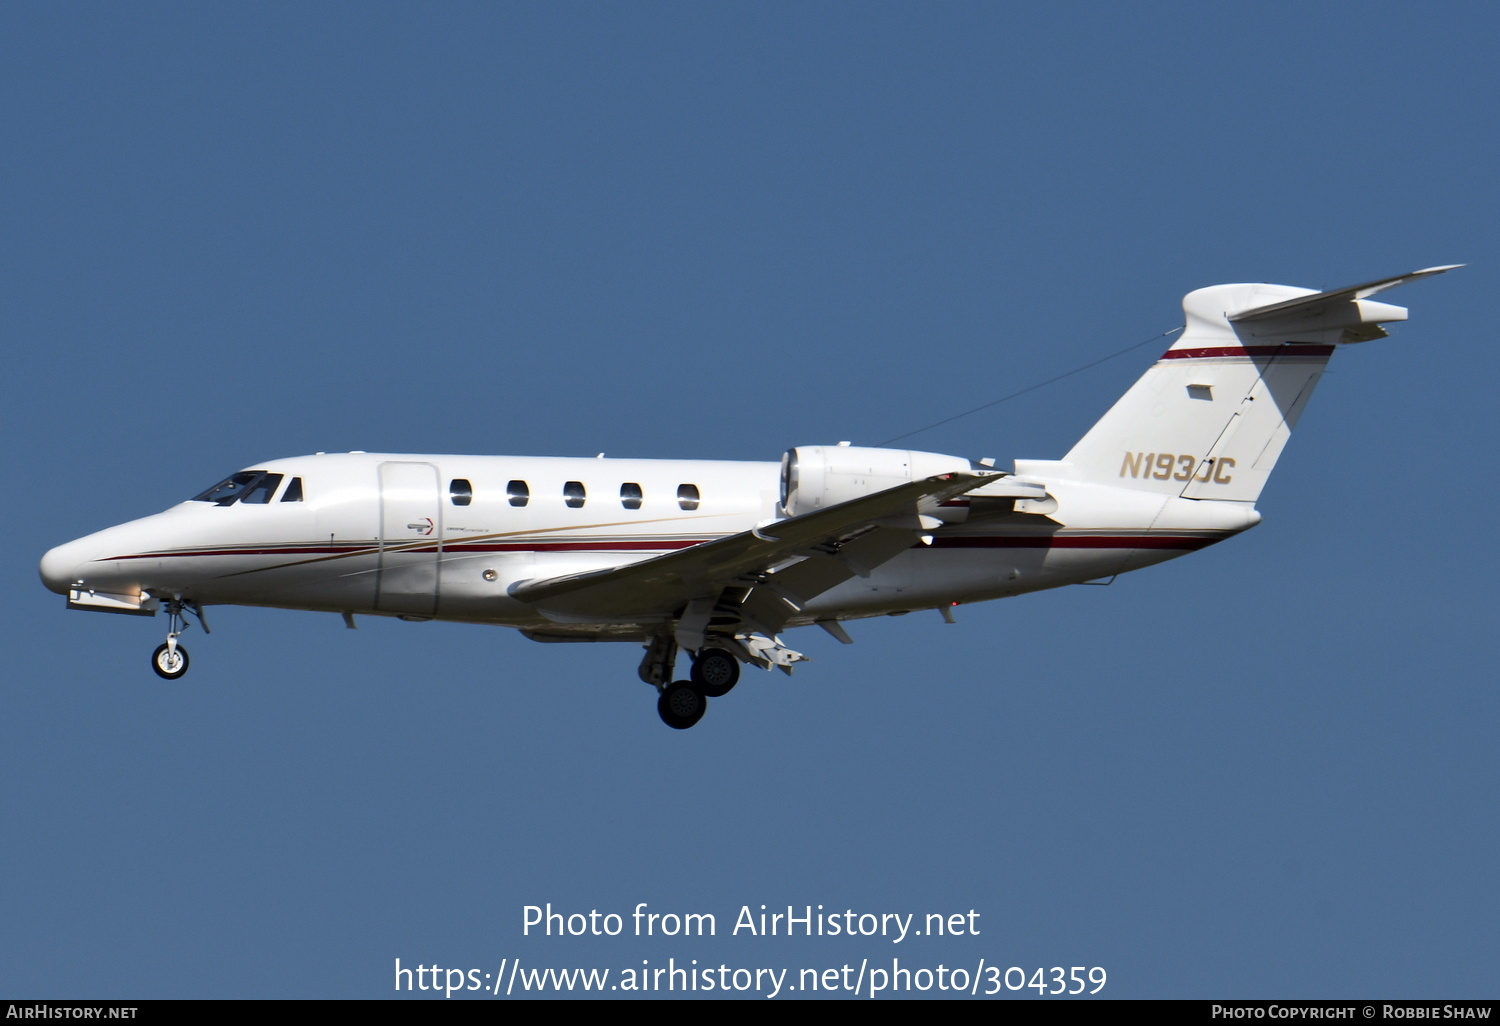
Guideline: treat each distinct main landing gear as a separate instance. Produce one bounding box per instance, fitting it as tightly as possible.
[150,599,208,680]
[639,638,744,730]
[657,680,707,730]
[690,647,740,698]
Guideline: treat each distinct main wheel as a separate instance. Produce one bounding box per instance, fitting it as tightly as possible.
[691,648,740,697]
[152,642,189,680]
[657,680,707,729]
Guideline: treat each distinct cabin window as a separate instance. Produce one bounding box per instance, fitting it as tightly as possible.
[507,480,530,507]
[620,482,643,510]
[238,474,284,505]
[564,481,586,509]
[449,479,473,506]
[677,483,700,511]
[280,477,304,502]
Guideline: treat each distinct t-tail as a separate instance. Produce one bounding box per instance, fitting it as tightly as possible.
[1058,265,1459,503]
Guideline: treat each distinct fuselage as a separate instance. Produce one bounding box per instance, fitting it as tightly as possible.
[39,450,1259,638]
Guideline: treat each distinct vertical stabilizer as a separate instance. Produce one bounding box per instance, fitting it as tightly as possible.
[1061,267,1455,504]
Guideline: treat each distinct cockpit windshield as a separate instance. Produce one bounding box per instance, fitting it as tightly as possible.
[191,471,283,506]
[240,474,283,503]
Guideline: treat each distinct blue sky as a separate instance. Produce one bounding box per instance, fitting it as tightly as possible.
[4,1,1495,999]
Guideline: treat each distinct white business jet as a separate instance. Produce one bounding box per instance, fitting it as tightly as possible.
[40,267,1456,728]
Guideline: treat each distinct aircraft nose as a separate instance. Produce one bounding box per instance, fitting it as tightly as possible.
[39,538,88,595]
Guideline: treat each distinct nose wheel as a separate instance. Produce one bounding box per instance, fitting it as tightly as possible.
[152,641,189,679]
[150,599,208,680]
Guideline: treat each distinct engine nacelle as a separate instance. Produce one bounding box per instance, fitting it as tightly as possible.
[779,445,974,517]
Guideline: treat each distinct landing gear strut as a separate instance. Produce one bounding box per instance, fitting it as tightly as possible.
[638,634,678,688]
[151,599,208,680]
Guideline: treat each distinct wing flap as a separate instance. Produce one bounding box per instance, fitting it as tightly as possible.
[738,525,919,635]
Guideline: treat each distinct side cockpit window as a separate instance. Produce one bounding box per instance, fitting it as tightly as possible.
[280,477,304,502]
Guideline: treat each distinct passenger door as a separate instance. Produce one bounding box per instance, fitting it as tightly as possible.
[377,461,441,616]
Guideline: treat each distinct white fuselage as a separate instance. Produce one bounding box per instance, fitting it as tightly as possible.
[39,450,1259,638]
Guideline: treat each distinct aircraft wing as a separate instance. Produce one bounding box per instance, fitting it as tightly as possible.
[510,470,998,623]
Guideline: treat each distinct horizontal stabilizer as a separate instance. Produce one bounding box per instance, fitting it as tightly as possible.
[966,477,1050,500]
[1230,264,1461,325]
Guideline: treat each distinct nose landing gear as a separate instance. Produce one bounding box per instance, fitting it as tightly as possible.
[150,599,208,680]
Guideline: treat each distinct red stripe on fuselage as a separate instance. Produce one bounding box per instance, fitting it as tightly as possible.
[411,540,704,554]
[106,539,706,560]
[107,546,366,559]
[1160,345,1335,360]
[109,533,1223,562]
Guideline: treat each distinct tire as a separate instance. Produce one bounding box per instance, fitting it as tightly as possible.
[691,648,740,698]
[152,642,189,680]
[657,680,707,729]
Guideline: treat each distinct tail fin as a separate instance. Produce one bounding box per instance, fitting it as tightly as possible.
[1061,266,1458,503]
